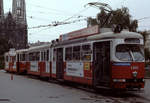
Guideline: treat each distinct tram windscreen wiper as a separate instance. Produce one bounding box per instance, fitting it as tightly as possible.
[116,44,144,62]
[116,45,132,61]
[130,46,144,61]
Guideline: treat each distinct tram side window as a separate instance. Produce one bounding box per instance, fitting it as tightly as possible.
[44,51,47,61]
[81,44,92,61]
[33,52,36,61]
[41,50,49,61]
[20,54,26,61]
[29,53,33,61]
[12,56,16,62]
[41,52,44,61]
[73,46,80,60]
[35,52,40,61]
[46,50,49,61]
[29,52,40,61]
[53,49,56,61]
[65,47,72,61]
[25,54,29,61]
[6,56,9,62]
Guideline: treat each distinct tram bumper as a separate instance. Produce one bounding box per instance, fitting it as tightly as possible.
[111,79,145,89]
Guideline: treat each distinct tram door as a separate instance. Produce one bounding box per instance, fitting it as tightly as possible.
[56,48,64,79]
[93,41,110,86]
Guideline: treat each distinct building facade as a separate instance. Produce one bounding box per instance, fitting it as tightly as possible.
[0,0,28,50]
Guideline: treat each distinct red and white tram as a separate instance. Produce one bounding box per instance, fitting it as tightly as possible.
[53,26,145,89]
[16,49,28,74]
[4,49,17,73]
[4,25,145,90]
[27,44,51,77]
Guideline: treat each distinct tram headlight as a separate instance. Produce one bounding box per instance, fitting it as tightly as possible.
[113,79,126,82]
[142,79,145,82]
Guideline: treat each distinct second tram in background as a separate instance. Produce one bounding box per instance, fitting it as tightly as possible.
[4,25,145,90]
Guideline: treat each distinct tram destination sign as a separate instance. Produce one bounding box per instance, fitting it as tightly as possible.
[59,25,99,41]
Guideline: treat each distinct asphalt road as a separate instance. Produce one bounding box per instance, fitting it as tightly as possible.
[0,70,150,103]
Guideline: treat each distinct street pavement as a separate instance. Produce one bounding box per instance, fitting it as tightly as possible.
[0,70,150,103]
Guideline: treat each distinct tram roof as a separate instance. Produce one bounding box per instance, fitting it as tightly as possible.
[4,52,9,55]
[28,43,51,51]
[16,49,28,53]
[54,30,143,46]
[87,30,143,40]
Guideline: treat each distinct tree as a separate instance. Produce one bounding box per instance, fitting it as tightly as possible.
[87,17,98,27]
[0,37,13,55]
[0,37,13,69]
[87,7,138,32]
[138,31,148,44]
[138,31,150,61]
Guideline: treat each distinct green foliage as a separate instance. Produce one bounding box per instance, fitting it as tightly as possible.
[0,55,4,69]
[0,37,13,55]
[137,31,150,61]
[97,8,110,27]
[87,7,138,31]
[0,37,13,69]
[138,31,148,44]
[87,17,98,27]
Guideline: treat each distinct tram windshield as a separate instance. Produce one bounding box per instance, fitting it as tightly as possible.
[116,44,144,61]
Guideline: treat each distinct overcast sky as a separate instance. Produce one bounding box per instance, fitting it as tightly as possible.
[3,0,150,43]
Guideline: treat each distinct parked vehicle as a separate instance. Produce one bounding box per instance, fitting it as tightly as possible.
[4,25,145,90]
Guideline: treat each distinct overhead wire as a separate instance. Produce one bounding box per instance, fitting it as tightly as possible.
[28,18,87,30]
[138,16,150,21]
[26,8,83,17]
[27,2,87,17]
[62,6,91,22]
[25,4,89,23]
[27,16,52,22]
[19,1,93,37]
[27,5,91,29]
[4,6,90,35]
[28,18,87,36]
[29,27,51,35]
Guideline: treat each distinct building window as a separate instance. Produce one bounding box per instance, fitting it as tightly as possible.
[17,1,21,7]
